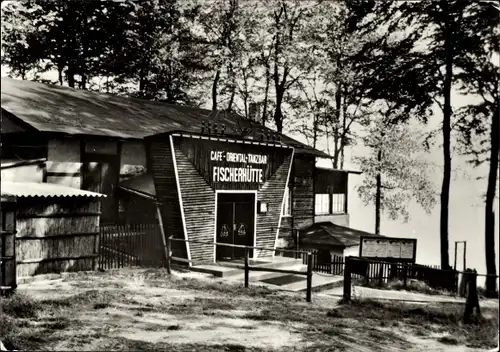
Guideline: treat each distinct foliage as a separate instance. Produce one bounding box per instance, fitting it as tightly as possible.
[344,0,499,269]
[355,112,436,223]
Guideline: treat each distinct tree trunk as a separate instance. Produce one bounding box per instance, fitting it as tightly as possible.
[333,126,339,169]
[227,61,236,111]
[80,74,87,90]
[313,113,318,149]
[332,84,343,169]
[440,7,453,270]
[274,100,284,133]
[67,68,75,88]
[139,68,146,95]
[212,69,220,111]
[58,67,63,86]
[485,98,499,295]
[341,94,348,170]
[262,59,271,127]
[227,87,236,112]
[375,148,382,235]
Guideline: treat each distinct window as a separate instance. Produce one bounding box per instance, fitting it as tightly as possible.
[332,193,345,213]
[315,194,330,215]
[282,186,292,216]
[315,193,346,215]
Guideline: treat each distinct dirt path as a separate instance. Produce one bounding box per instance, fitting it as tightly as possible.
[4,268,497,352]
[323,285,498,308]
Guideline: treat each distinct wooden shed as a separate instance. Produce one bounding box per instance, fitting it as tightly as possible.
[1,181,105,278]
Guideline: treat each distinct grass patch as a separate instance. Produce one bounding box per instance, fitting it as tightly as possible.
[437,335,460,345]
[363,279,456,296]
[334,298,499,349]
[0,292,39,318]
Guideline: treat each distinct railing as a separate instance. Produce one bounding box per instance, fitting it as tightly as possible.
[167,237,310,265]
[167,237,315,302]
[301,250,345,275]
[99,224,166,270]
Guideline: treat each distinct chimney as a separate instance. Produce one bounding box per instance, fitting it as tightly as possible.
[248,102,262,124]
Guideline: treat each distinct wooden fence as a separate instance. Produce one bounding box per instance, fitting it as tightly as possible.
[302,250,345,275]
[98,224,166,270]
[342,256,458,294]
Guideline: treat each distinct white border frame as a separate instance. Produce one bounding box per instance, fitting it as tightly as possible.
[213,190,258,262]
[273,149,295,256]
[170,135,192,266]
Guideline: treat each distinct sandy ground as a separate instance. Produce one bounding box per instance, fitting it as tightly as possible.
[5,268,497,352]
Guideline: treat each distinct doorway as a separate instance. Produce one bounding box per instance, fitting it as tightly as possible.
[82,155,119,224]
[216,193,255,261]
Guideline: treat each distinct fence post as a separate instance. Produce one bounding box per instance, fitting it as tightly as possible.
[463,269,481,323]
[166,235,172,275]
[306,252,313,302]
[403,265,408,289]
[244,248,249,288]
[378,264,384,287]
[343,256,352,302]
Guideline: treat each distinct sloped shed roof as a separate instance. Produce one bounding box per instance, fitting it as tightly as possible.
[119,173,156,198]
[1,78,329,157]
[300,222,383,248]
[1,181,106,198]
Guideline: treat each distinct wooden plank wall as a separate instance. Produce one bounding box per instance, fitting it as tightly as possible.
[314,169,347,194]
[147,138,187,259]
[292,155,315,230]
[15,198,100,278]
[255,154,293,257]
[174,144,216,264]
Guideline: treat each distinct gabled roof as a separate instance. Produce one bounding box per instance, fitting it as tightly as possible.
[1,181,106,198]
[300,222,383,248]
[1,77,329,158]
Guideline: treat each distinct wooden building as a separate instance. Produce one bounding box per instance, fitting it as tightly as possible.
[1,77,363,267]
[0,181,104,278]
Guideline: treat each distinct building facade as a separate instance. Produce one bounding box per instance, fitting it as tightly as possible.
[2,77,361,267]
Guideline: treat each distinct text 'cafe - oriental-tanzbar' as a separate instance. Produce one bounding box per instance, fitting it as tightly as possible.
[145,126,327,265]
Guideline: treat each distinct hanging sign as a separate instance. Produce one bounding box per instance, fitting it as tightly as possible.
[220,224,230,238]
[237,223,247,237]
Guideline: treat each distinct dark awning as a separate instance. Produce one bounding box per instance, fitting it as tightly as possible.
[119,173,156,200]
[299,222,383,248]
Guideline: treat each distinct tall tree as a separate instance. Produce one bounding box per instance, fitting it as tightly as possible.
[313,1,372,169]
[355,108,437,234]
[1,1,111,87]
[454,1,499,294]
[116,0,205,104]
[345,1,488,269]
[197,0,261,112]
[263,0,317,133]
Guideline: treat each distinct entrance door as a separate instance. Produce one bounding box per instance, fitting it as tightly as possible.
[216,193,255,261]
[82,157,119,224]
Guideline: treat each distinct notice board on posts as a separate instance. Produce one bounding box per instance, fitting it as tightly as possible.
[359,236,417,263]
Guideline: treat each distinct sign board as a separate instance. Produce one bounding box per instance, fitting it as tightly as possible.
[359,236,417,263]
[211,150,267,183]
[174,136,292,191]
